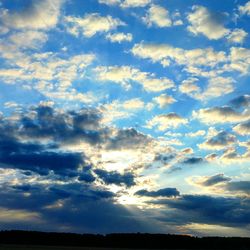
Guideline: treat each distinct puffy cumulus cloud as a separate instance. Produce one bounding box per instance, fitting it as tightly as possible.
[0,47,96,103]
[0,0,63,30]
[180,76,235,101]
[131,43,226,70]
[65,13,125,37]
[143,4,172,28]
[135,187,180,197]
[193,106,250,124]
[186,130,206,138]
[94,66,174,92]
[187,5,229,40]
[147,113,188,131]
[179,78,200,96]
[153,94,176,108]
[99,0,121,5]
[99,0,151,8]
[106,32,132,43]
[219,147,250,164]
[100,98,144,123]
[199,131,236,150]
[9,30,48,49]
[121,0,151,8]
[233,121,250,135]
[227,47,250,74]
[197,77,235,100]
[227,29,248,44]
[239,1,250,16]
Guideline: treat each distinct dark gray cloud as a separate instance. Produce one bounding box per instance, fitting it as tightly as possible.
[200,131,236,149]
[226,181,250,195]
[106,128,152,150]
[181,157,204,165]
[94,169,136,187]
[150,194,250,227]
[230,95,250,108]
[135,188,180,197]
[202,174,231,186]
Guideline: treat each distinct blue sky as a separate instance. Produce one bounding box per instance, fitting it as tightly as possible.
[0,0,250,236]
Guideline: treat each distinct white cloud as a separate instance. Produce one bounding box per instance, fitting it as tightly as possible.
[94,66,174,92]
[179,78,200,96]
[9,30,48,49]
[106,32,132,43]
[121,0,151,8]
[99,0,121,5]
[100,98,144,123]
[186,130,206,137]
[239,1,250,16]
[0,0,63,30]
[153,94,176,108]
[233,121,250,135]
[227,29,248,44]
[193,106,250,124]
[98,0,151,8]
[147,113,187,131]
[187,5,229,40]
[143,4,172,28]
[65,13,125,37]
[226,47,250,74]
[196,77,235,100]
[131,43,226,70]
[199,131,236,150]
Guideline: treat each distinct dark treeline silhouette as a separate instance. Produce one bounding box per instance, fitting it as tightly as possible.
[0,230,250,249]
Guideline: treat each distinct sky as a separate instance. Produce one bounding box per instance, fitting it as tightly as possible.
[0,0,250,237]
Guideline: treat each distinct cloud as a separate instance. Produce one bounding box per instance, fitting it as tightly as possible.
[187,5,229,40]
[197,174,231,187]
[121,0,151,8]
[9,30,48,49]
[227,29,248,44]
[106,32,132,43]
[226,181,250,195]
[196,77,235,100]
[186,130,205,138]
[233,121,250,135]
[230,95,250,108]
[135,187,180,197]
[193,106,250,124]
[147,113,187,131]
[155,195,250,227]
[239,1,250,16]
[227,47,250,74]
[99,0,151,8]
[0,0,63,30]
[143,4,172,28]
[99,0,121,5]
[94,169,136,187]
[94,66,174,92]
[131,42,226,70]
[199,131,236,150]
[179,78,200,96]
[181,157,204,165]
[153,94,176,108]
[65,13,125,37]
[100,98,144,123]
